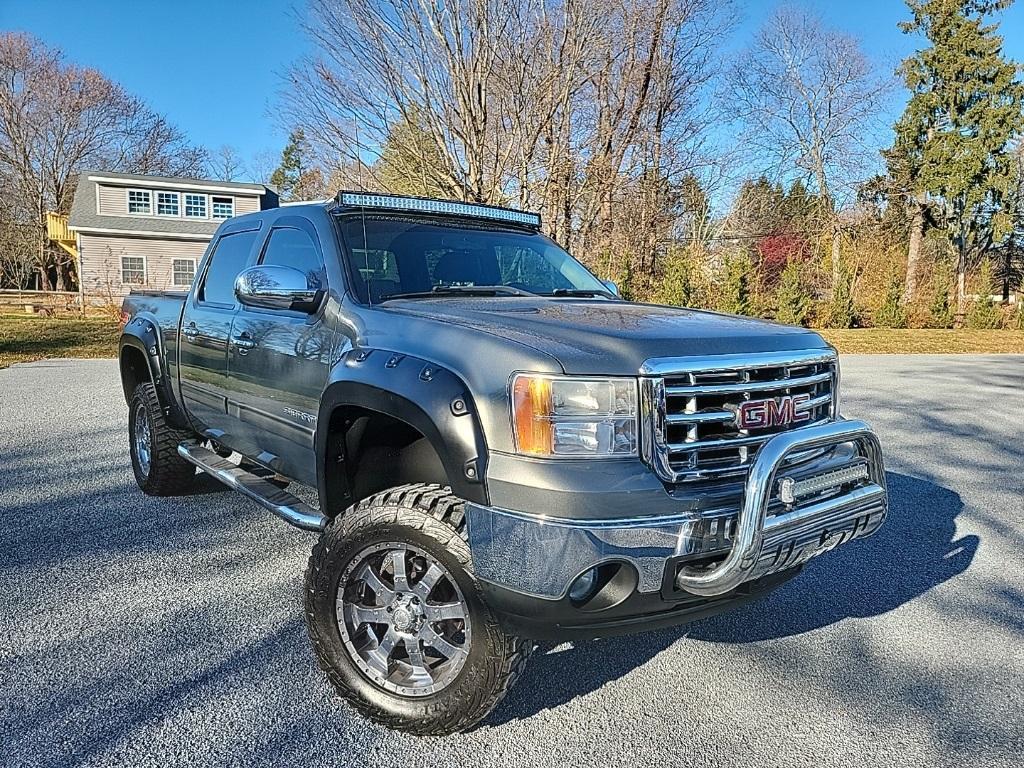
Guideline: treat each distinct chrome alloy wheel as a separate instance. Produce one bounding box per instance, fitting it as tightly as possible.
[133,402,152,477]
[336,542,472,697]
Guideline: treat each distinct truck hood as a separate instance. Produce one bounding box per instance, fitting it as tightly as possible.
[382,297,830,375]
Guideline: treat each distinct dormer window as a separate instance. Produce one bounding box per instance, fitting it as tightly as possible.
[212,196,234,220]
[157,191,180,216]
[184,193,207,218]
[127,189,151,214]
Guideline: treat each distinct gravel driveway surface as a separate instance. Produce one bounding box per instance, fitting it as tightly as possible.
[1,356,1021,767]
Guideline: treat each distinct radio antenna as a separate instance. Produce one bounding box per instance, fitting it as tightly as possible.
[351,118,372,304]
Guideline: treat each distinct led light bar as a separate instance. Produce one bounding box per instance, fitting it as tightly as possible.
[778,463,870,505]
[337,191,541,227]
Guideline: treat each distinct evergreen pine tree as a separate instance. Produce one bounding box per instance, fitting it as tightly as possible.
[927,261,955,328]
[377,110,449,197]
[825,263,855,328]
[966,258,1003,328]
[890,0,1024,310]
[718,252,752,316]
[269,129,311,201]
[874,274,909,328]
[774,259,811,326]
[658,248,694,307]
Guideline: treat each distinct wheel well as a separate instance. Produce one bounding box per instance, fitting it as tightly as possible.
[324,406,448,514]
[120,346,151,403]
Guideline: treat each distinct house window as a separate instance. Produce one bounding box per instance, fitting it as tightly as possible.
[121,256,146,284]
[172,258,196,287]
[127,190,151,214]
[211,196,234,220]
[184,194,207,218]
[157,191,180,216]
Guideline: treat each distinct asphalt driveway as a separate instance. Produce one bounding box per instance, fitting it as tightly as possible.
[1,356,1021,767]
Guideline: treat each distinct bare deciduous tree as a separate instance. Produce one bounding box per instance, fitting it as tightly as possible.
[283,0,730,290]
[209,144,246,181]
[724,6,892,293]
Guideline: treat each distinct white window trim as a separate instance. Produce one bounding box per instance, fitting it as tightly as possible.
[89,175,265,196]
[70,226,212,241]
[155,190,181,218]
[171,257,197,287]
[211,196,235,220]
[120,254,148,285]
[183,192,210,219]
[126,188,152,215]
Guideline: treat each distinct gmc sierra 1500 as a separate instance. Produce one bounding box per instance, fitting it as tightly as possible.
[119,191,887,734]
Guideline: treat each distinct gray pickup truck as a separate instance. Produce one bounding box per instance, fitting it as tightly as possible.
[118,191,888,734]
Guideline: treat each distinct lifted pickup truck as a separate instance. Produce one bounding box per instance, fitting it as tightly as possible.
[119,191,887,734]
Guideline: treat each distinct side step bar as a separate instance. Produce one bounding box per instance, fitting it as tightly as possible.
[177,442,327,532]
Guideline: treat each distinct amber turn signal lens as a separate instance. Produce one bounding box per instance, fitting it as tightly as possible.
[512,375,553,455]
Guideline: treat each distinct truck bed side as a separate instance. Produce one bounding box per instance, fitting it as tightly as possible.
[119,290,190,427]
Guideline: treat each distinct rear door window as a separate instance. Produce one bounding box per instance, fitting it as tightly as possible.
[197,230,258,305]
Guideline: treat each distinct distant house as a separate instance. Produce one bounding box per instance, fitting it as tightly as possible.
[67,171,278,301]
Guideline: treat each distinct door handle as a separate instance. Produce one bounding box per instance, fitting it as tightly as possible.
[232,332,257,353]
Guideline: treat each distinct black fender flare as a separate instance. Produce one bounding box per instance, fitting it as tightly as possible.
[316,349,489,511]
[119,315,189,429]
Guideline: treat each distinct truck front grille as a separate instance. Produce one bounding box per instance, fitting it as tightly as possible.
[640,349,839,483]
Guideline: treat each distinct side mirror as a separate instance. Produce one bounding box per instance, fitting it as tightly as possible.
[602,279,620,297]
[235,265,321,312]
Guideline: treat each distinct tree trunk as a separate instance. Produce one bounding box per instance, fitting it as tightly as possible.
[956,265,967,316]
[903,196,925,305]
[830,224,842,290]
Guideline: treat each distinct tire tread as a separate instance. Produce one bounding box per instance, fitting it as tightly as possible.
[304,482,533,735]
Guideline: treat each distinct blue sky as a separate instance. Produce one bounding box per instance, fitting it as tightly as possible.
[2,0,1023,181]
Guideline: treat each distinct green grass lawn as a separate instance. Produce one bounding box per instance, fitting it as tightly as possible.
[819,328,1024,354]
[0,314,120,369]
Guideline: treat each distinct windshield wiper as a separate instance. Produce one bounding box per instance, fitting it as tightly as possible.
[546,288,614,298]
[380,285,536,301]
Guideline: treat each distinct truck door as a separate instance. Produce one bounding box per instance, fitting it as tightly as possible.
[178,226,260,445]
[227,217,335,486]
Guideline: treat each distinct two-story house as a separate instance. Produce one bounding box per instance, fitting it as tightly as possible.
[68,171,278,301]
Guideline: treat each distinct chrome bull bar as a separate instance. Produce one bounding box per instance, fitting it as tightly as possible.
[674,419,887,597]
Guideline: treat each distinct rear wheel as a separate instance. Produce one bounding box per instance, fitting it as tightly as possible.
[128,382,198,496]
[305,483,533,735]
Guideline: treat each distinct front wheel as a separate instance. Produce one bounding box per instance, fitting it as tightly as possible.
[304,484,532,735]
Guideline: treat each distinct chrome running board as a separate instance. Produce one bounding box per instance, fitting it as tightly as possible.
[177,442,327,532]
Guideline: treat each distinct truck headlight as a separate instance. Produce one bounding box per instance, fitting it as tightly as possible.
[511,374,638,457]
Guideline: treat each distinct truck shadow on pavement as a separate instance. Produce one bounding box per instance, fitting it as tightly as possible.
[489,470,980,726]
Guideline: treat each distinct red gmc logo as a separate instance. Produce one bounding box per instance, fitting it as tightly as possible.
[736,393,812,430]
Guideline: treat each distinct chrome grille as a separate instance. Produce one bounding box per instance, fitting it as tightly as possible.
[640,349,839,483]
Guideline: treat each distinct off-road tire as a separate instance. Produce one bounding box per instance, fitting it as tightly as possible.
[128,382,198,496]
[305,483,533,735]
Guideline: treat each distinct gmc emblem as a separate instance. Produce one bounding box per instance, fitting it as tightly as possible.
[736,393,812,430]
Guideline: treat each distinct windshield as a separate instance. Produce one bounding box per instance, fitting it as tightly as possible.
[336,215,608,303]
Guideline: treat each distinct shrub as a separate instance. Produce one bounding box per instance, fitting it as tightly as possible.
[966,296,1003,329]
[658,250,694,307]
[966,259,1002,329]
[926,280,954,328]
[874,275,908,328]
[823,266,855,328]
[774,259,812,326]
[717,251,752,315]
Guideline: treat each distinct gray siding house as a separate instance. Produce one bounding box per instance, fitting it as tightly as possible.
[68,171,278,301]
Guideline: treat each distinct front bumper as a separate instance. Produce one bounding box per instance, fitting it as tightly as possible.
[466,419,887,637]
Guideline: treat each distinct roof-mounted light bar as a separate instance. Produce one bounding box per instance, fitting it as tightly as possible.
[336,191,541,228]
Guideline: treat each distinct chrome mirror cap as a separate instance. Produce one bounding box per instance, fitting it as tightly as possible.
[234,265,321,312]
